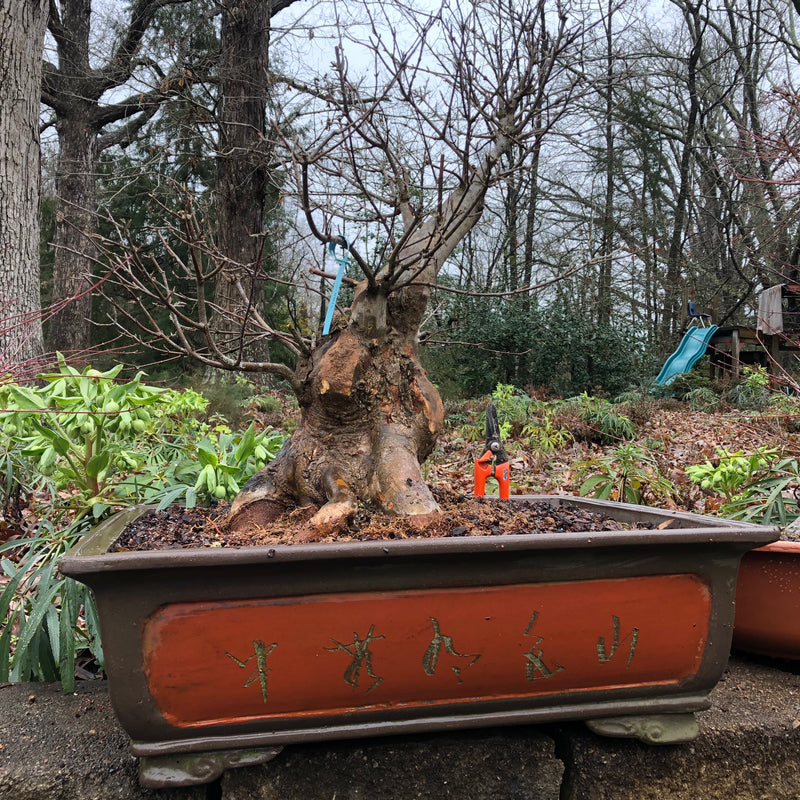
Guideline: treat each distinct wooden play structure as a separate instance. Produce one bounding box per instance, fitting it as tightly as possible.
[689,285,800,383]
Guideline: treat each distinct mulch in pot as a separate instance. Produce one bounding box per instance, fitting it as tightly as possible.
[111,487,656,551]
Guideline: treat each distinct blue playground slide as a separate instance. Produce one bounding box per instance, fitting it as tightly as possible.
[655,325,719,386]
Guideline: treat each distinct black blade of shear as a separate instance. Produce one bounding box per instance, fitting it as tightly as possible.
[486,402,501,443]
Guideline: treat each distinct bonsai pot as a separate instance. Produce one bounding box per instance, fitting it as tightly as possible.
[59,496,777,788]
[732,541,800,660]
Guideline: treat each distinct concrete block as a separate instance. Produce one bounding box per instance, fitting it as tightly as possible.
[556,658,800,800]
[221,729,564,800]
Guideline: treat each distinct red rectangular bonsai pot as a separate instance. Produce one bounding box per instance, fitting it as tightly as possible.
[59,495,778,787]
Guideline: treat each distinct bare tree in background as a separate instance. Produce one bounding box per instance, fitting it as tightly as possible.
[41,0,201,356]
[103,0,584,539]
[209,0,299,371]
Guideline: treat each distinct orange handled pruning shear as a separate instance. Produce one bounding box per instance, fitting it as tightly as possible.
[474,402,510,499]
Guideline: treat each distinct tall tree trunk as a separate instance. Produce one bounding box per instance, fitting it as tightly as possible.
[522,128,542,309]
[47,111,97,354]
[662,0,704,345]
[504,150,520,292]
[42,0,230,358]
[210,0,272,369]
[0,0,47,367]
[44,0,94,354]
[597,0,615,328]
[503,151,522,383]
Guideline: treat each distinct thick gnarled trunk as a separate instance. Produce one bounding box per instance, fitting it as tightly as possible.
[230,284,444,539]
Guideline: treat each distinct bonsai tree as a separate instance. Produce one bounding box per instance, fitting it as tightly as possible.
[102,0,583,539]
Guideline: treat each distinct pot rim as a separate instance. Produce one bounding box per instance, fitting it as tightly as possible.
[59,495,780,576]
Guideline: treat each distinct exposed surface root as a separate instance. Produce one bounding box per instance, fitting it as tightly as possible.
[296,497,360,542]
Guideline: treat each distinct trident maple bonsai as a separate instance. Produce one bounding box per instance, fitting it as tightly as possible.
[102,1,581,540]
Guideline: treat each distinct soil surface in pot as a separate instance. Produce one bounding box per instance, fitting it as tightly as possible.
[111,488,659,551]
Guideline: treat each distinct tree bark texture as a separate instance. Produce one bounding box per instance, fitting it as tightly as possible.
[44,0,96,354]
[0,0,47,367]
[47,112,97,356]
[42,0,208,356]
[598,0,615,329]
[211,0,272,367]
[661,0,703,346]
[228,287,445,539]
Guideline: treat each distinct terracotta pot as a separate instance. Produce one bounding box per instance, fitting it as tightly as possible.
[733,541,800,660]
[59,496,777,788]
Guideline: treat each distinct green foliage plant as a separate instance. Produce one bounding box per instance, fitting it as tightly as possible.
[140,423,285,509]
[724,365,772,410]
[253,393,283,415]
[1,516,101,691]
[573,442,676,506]
[612,385,662,426]
[522,401,573,455]
[718,456,800,525]
[421,298,648,400]
[1,360,171,520]
[767,388,800,415]
[0,361,284,513]
[457,384,532,443]
[613,387,653,405]
[441,398,486,444]
[686,447,777,504]
[763,390,800,433]
[683,387,719,412]
[490,383,531,438]
[661,367,717,400]
[561,393,635,444]
[190,373,262,429]
[0,446,98,689]
[0,360,286,689]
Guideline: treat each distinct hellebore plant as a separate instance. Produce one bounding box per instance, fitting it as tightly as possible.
[0,359,285,689]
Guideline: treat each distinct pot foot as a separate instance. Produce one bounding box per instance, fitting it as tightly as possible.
[586,712,699,744]
[138,745,283,788]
